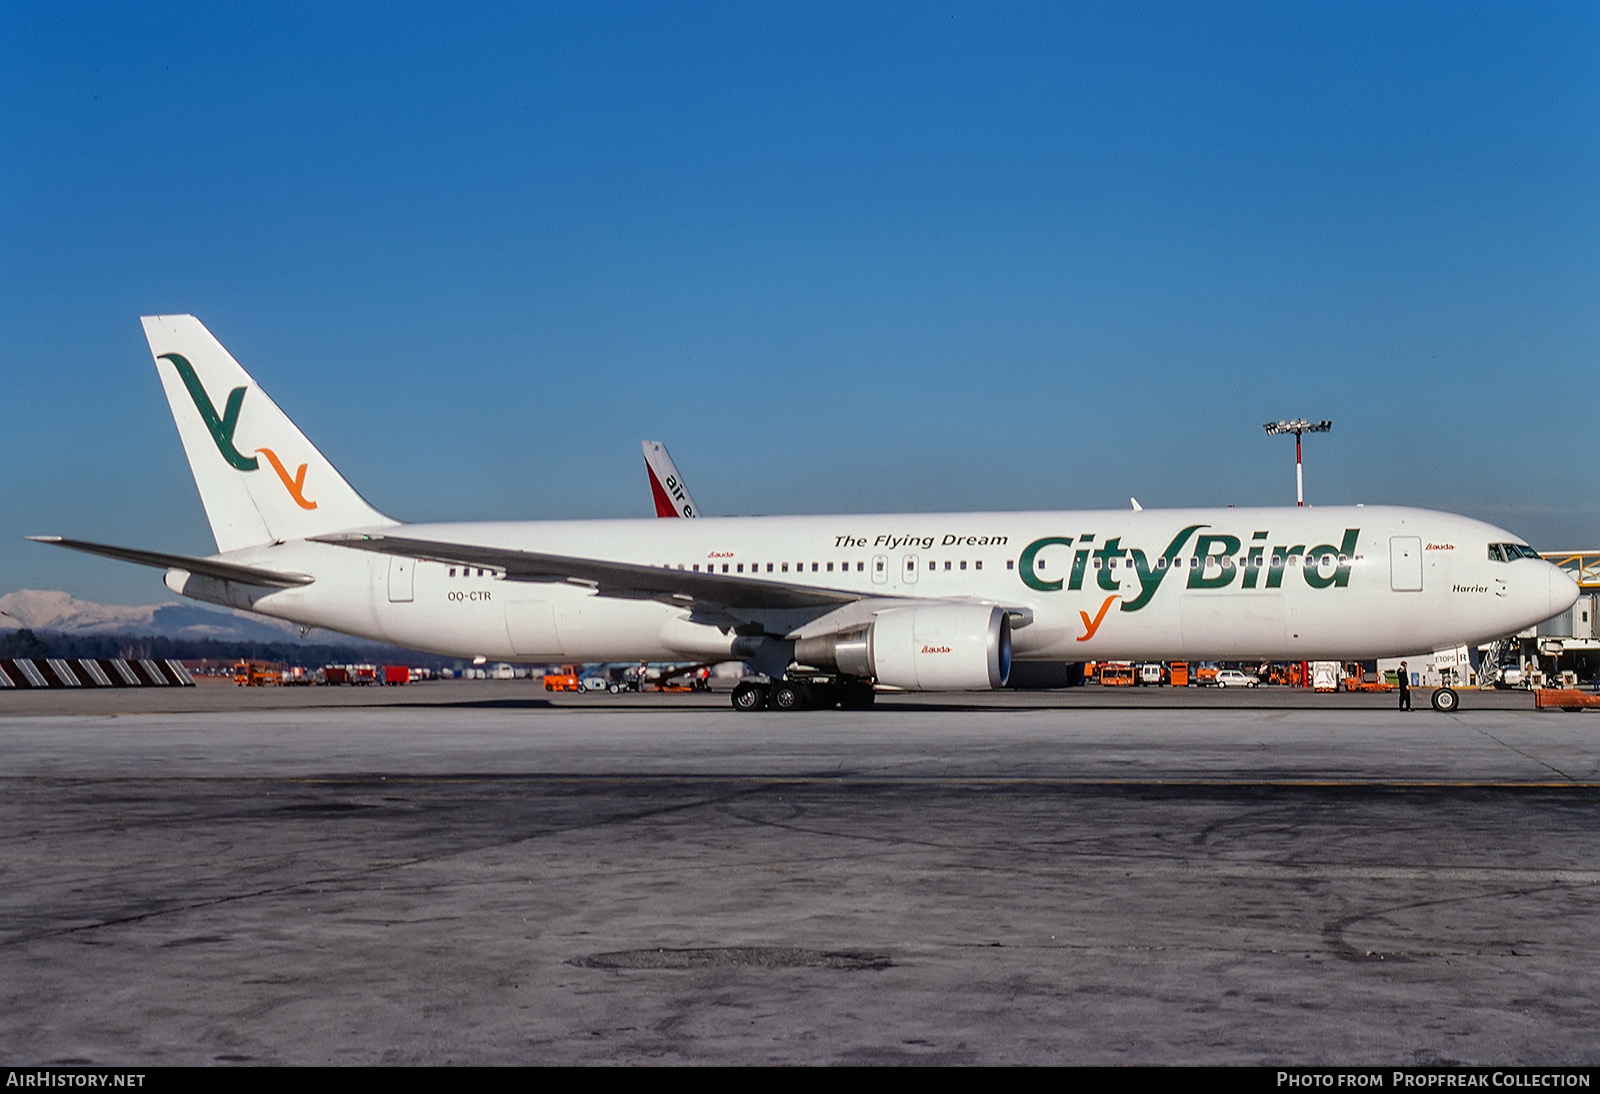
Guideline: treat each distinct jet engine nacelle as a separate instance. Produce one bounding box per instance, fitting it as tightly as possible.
[795,603,1012,690]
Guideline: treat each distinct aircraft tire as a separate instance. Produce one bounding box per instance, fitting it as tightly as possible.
[1430,687,1459,713]
[731,682,768,712]
[771,683,808,711]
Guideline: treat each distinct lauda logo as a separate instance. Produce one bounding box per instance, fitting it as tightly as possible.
[920,645,952,654]
[162,353,317,510]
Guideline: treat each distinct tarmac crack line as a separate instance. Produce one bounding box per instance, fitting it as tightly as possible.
[1320,878,1599,961]
[1453,717,1584,782]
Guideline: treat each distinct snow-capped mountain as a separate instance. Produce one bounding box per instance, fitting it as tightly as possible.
[0,590,304,642]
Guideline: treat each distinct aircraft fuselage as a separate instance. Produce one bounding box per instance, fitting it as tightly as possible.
[172,505,1575,666]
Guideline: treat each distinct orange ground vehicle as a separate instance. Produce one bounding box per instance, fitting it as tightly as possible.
[1192,663,1219,687]
[1269,663,1308,686]
[1342,663,1393,691]
[233,660,281,686]
[1169,662,1190,687]
[1534,688,1600,711]
[543,664,581,691]
[1099,662,1136,686]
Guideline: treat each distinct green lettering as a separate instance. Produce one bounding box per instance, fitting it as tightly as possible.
[1186,534,1242,589]
[1304,528,1360,589]
[1093,538,1124,591]
[1069,536,1094,590]
[1265,545,1304,589]
[1242,545,1265,588]
[1122,524,1205,611]
[1018,536,1074,592]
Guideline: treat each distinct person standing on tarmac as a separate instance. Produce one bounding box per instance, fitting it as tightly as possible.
[1398,661,1412,711]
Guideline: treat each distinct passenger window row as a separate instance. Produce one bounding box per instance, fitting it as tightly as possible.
[1034,554,1361,571]
[453,552,1365,582]
[664,559,992,576]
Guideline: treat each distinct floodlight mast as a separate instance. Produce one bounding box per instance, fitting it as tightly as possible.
[1263,419,1332,506]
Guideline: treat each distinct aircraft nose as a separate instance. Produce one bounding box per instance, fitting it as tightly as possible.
[1549,564,1579,619]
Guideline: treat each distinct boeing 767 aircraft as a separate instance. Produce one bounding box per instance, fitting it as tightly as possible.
[33,316,1579,712]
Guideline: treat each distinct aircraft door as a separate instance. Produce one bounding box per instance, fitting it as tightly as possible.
[1390,536,1422,592]
[387,556,415,602]
[903,554,919,584]
[505,599,558,658]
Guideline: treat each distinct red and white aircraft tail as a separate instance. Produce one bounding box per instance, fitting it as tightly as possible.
[642,440,700,518]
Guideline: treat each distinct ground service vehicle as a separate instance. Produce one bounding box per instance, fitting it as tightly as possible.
[543,665,581,691]
[1099,662,1137,687]
[233,660,279,686]
[1342,663,1393,692]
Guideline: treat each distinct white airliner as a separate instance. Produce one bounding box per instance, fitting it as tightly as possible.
[34,316,1579,712]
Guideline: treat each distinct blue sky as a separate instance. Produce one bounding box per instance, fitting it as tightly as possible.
[3,2,1597,605]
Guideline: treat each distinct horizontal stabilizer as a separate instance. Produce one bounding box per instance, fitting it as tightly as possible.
[29,536,314,588]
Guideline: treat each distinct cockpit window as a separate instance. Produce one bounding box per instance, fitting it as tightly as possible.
[1489,542,1540,562]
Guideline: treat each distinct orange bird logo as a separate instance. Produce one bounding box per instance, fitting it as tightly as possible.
[1076,595,1118,642]
[256,448,317,510]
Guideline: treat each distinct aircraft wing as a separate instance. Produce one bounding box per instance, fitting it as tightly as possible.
[312,531,863,610]
[29,536,315,587]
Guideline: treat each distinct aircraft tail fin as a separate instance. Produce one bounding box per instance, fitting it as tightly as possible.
[142,315,396,552]
[642,440,699,518]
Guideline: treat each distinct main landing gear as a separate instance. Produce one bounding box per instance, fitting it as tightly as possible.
[1430,687,1459,713]
[731,675,876,712]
